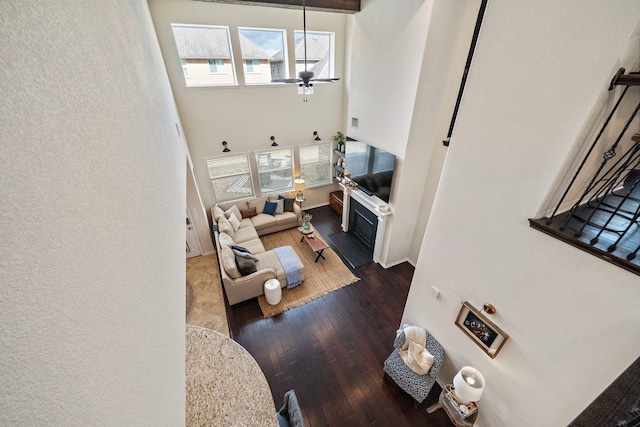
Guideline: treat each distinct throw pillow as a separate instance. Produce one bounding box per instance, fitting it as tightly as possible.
[220,246,241,279]
[275,199,284,215]
[235,255,257,276]
[232,248,259,261]
[240,207,257,219]
[231,244,250,253]
[279,195,295,212]
[228,213,241,232]
[224,205,242,222]
[263,200,278,216]
[218,232,235,248]
[399,341,434,376]
[248,196,268,214]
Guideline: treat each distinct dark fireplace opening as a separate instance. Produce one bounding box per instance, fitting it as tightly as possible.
[348,198,378,254]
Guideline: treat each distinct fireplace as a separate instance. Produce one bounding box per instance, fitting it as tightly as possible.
[348,199,378,254]
[339,182,392,266]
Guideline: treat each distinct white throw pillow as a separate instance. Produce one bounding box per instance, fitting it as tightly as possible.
[228,213,241,232]
[225,205,242,222]
[399,341,434,375]
[275,199,284,215]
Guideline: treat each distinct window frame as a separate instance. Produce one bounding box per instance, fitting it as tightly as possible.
[237,27,289,85]
[205,153,255,203]
[254,147,295,195]
[170,23,238,88]
[298,142,334,188]
[293,30,336,80]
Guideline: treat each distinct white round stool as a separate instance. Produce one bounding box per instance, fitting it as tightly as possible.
[264,279,282,305]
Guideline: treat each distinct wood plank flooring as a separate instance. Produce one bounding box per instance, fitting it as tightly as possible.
[227,206,452,426]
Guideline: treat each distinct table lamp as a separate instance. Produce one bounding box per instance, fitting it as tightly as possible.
[453,366,485,403]
[294,179,305,201]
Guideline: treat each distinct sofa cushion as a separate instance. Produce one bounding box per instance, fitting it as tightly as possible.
[275,212,298,227]
[225,205,242,222]
[235,255,257,276]
[234,226,260,244]
[240,207,257,219]
[238,238,266,255]
[218,216,235,240]
[218,200,248,212]
[218,232,235,248]
[248,196,268,214]
[254,251,287,284]
[251,213,277,231]
[212,205,225,222]
[279,195,295,213]
[220,245,241,279]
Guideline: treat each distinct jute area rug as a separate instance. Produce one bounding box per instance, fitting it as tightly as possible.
[258,228,360,318]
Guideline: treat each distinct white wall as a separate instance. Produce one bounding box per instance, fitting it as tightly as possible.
[148,0,347,213]
[403,2,640,426]
[347,0,479,265]
[0,1,186,425]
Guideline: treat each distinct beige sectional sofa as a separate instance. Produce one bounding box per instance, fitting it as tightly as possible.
[212,195,304,305]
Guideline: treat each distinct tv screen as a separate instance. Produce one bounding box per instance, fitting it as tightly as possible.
[344,139,396,203]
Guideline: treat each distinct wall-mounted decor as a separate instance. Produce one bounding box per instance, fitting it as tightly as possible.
[455,302,509,359]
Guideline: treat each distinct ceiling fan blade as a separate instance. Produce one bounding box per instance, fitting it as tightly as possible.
[272,78,302,83]
[310,78,341,82]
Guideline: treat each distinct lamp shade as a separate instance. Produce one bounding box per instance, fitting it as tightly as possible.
[294,178,305,191]
[453,366,485,403]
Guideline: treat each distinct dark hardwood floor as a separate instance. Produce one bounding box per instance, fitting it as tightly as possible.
[227,206,452,427]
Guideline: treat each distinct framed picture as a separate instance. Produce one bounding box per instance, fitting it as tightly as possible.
[455,302,509,359]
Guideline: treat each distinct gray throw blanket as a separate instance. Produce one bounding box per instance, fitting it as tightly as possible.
[273,246,303,289]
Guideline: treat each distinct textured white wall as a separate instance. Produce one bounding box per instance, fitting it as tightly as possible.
[148,0,346,211]
[0,1,186,425]
[403,1,640,426]
[347,0,478,265]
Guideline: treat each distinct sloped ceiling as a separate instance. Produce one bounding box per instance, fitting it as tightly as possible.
[192,0,360,13]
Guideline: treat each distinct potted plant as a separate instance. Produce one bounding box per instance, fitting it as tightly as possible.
[301,213,313,233]
[333,131,346,152]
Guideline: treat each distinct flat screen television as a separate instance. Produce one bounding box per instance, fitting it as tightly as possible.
[344,138,396,203]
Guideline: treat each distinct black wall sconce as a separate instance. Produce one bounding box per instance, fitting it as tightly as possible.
[222,141,230,152]
[313,131,321,141]
[270,136,278,146]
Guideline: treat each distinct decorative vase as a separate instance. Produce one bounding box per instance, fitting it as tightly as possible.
[302,221,311,232]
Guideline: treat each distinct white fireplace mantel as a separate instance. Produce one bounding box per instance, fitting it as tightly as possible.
[339,182,392,265]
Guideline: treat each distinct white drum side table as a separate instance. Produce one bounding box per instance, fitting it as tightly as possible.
[264,279,282,305]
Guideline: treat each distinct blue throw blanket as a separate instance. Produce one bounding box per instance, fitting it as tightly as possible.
[273,246,303,289]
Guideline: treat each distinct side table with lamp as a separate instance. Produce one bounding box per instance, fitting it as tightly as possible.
[427,366,485,426]
[294,178,305,211]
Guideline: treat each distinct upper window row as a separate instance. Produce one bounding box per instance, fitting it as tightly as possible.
[206,143,333,203]
[170,24,335,88]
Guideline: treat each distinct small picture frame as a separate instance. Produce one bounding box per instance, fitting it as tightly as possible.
[455,301,508,359]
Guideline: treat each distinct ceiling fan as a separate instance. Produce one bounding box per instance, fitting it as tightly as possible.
[272,0,340,101]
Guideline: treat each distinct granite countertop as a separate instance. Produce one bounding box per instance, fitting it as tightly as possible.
[186,325,278,427]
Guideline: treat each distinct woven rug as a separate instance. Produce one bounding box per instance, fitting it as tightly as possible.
[258,228,360,318]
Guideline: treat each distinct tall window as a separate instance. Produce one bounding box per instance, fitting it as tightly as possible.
[255,148,294,194]
[293,31,335,79]
[299,143,332,187]
[170,24,237,87]
[206,155,254,203]
[238,28,288,84]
